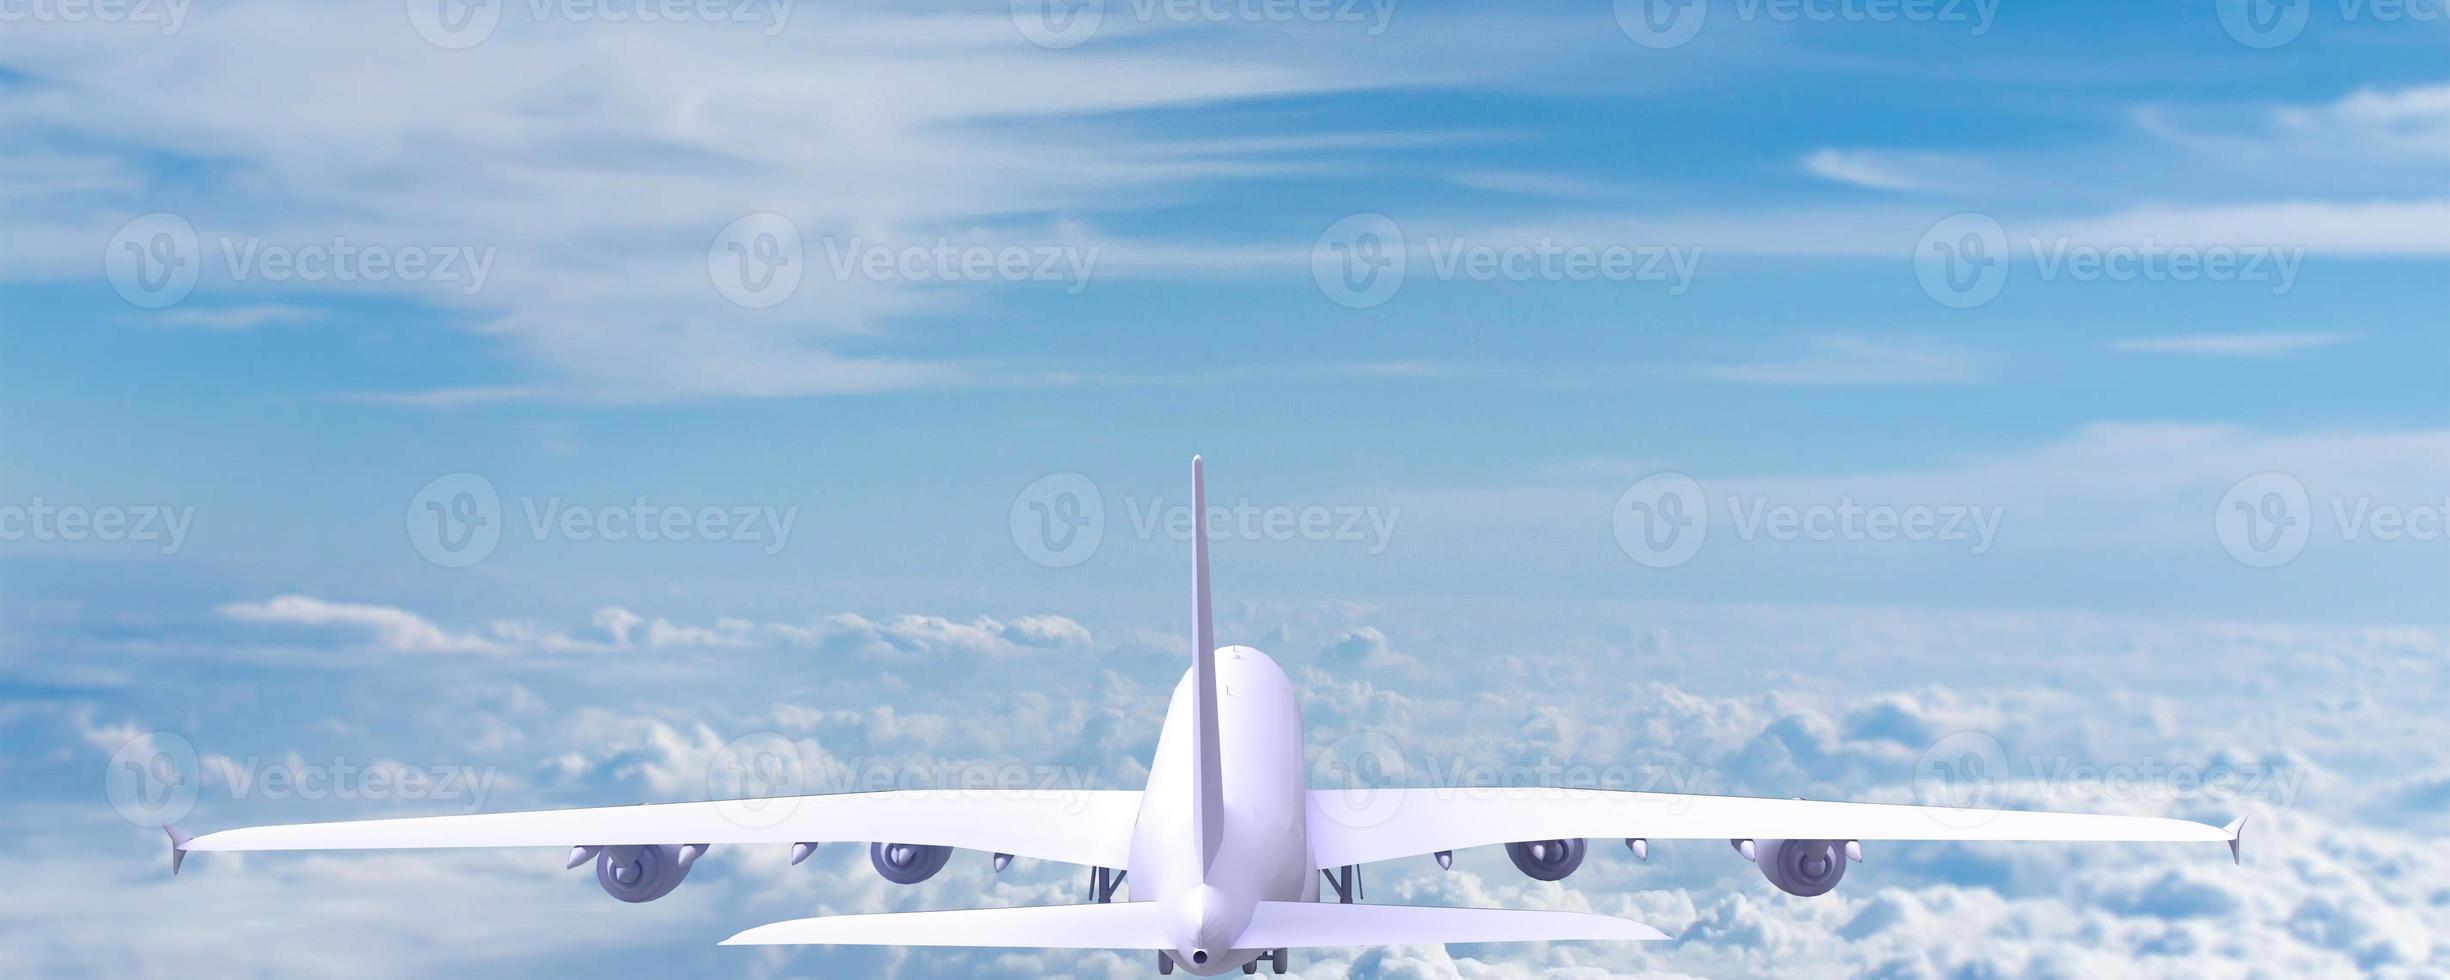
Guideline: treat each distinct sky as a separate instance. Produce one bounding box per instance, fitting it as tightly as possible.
[3,0,2448,976]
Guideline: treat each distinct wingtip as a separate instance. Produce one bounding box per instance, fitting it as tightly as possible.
[165,825,193,876]
[2223,814,2248,865]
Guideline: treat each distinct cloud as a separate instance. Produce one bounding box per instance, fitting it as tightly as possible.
[0,2,1490,403]
[217,595,508,656]
[2108,331,2358,357]
[214,596,1096,663]
[1689,335,1980,386]
[1800,149,1937,192]
[139,304,322,330]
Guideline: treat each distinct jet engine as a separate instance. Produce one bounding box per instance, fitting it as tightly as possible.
[870,842,953,884]
[595,844,702,903]
[1504,838,1587,881]
[1751,838,1847,897]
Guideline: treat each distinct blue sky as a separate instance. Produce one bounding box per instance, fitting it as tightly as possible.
[4,0,2449,976]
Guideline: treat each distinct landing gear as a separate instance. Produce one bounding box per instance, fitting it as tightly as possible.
[1321,864,1363,903]
[1245,948,1288,974]
[1158,951,1174,975]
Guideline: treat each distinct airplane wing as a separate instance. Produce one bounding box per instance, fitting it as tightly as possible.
[178,788,1143,869]
[1306,787,2240,868]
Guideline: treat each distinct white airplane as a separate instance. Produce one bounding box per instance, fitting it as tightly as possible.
[170,458,2242,975]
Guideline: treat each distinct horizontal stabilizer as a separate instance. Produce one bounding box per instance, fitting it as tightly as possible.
[722,902,1169,949]
[1239,901,1668,947]
[719,900,1666,950]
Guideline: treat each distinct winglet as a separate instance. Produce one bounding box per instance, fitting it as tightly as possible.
[2223,814,2247,865]
[165,825,193,876]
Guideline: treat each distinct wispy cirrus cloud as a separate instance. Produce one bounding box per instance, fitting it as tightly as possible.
[1689,335,1980,386]
[2109,331,2359,357]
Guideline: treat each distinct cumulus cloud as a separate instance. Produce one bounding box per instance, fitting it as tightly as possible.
[218,595,509,655]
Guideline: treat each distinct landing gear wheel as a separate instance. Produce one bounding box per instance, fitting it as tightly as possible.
[1242,961,1257,975]
[1271,948,1289,974]
[1157,951,1175,975]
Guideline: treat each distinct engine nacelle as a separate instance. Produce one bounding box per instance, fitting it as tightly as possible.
[1753,838,1846,897]
[1504,838,1587,881]
[870,841,953,884]
[596,844,699,903]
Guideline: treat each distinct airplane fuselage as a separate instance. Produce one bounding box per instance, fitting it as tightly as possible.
[1127,645,1316,975]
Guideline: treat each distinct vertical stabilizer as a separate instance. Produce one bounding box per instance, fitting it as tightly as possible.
[1190,456,1225,877]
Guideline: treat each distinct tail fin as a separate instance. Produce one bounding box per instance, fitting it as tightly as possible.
[1190,456,1224,878]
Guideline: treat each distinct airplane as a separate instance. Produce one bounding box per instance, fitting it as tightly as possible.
[167,457,2244,976]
